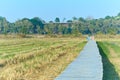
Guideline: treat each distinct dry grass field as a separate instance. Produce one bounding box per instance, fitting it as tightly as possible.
[0,37,86,80]
[1,34,120,80]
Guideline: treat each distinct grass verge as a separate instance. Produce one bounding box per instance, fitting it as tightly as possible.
[97,42,120,80]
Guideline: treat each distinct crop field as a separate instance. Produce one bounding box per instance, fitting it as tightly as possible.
[0,38,86,80]
[97,41,120,80]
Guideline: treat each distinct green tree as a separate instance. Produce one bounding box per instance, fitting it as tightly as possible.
[105,16,111,19]
[30,17,45,33]
[117,12,120,16]
[3,18,9,35]
[36,25,41,34]
[15,19,33,35]
[55,17,60,23]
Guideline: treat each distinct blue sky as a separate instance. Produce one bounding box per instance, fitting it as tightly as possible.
[0,0,120,22]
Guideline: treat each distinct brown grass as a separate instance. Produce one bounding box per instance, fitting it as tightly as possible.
[0,38,86,80]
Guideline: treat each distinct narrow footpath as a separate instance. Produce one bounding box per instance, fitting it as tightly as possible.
[55,40,103,80]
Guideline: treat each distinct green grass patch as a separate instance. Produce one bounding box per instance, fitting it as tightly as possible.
[97,41,120,80]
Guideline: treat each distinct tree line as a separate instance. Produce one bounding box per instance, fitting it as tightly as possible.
[1,13,120,36]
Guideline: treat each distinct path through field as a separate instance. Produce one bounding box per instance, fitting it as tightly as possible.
[55,40,103,80]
